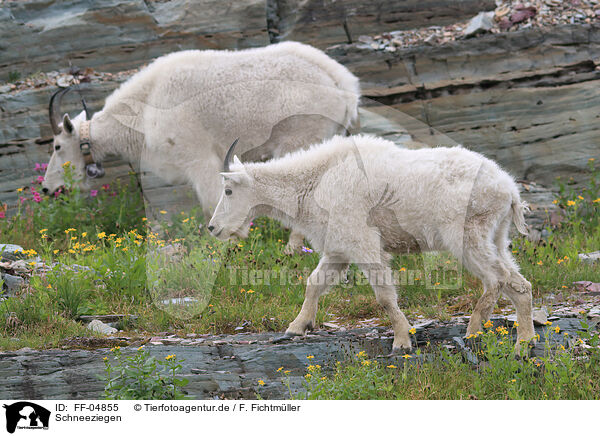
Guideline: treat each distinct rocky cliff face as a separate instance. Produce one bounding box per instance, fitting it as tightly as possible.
[1,0,598,228]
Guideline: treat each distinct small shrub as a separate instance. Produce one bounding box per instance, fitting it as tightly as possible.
[7,71,21,82]
[101,346,190,400]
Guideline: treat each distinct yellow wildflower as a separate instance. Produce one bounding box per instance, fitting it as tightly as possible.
[361,360,371,366]
[305,373,312,379]
[567,200,576,206]
[160,210,167,214]
[257,380,265,386]
[537,260,543,265]
[306,355,314,360]
[142,217,147,221]
[97,232,106,239]
[277,367,283,372]
[183,218,189,223]
[483,320,493,328]
[402,354,411,359]
[165,354,176,361]
[62,161,71,168]
[39,229,47,234]
[386,364,397,369]
[247,289,255,294]
[554,326,560,334]
[82,232,87,238]
[409,327,416,334]
[17,187,24,192]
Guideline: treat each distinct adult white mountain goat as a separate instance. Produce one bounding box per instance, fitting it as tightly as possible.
[208,134,535,352]
[42,42,360,253]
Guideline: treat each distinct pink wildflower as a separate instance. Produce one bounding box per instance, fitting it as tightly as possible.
[0,211,5,219]
[102,184,110,190]
[36,176,44,184]
[90,190,98,197]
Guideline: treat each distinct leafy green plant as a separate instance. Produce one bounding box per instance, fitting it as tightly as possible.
[7,71,21,82]
[101,346,190,399]
[44,267,93,319]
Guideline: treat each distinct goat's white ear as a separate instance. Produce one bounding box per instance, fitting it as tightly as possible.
[74,110,86,122]
[233,155,242,166]
[219,172,250,185]
[63,114,74,134]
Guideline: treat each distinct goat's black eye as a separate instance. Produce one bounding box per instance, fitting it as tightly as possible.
[225,188,232,196]
[54,145,61,151]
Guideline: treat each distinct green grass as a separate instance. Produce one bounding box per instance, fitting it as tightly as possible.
[287,324,600,400]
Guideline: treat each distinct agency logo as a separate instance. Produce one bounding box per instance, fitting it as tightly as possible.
[3,402,50,434]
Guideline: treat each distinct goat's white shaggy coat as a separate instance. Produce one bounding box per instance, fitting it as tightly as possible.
[209,134,535,351]
[42,42,360,251]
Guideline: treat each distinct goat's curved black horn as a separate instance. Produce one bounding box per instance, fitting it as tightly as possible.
[223,138,240,172]
[49,87,71,135]
[81,98,91,120]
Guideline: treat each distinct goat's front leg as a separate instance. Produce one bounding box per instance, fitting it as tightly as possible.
[285,255,348,336]
[360,264,412,353]
[283,230,305,255]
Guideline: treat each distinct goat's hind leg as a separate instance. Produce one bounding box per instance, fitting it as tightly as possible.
[500,270,535,349]
[459,232,506,337]
[494,215,536,348]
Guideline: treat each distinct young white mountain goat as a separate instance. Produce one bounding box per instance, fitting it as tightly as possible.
[42,42,359,253]
[208,134,535,352]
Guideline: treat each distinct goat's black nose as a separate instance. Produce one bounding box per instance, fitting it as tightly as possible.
[42,187,49,194]
[207,225,214,232]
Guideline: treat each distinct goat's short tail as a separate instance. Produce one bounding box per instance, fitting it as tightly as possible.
[511,194,529,235]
